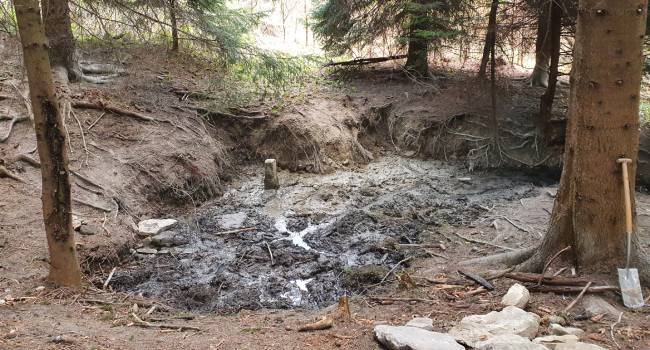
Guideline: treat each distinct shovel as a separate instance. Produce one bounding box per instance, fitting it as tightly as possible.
[616,158,645,309]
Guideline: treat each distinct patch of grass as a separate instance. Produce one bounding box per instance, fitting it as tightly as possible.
[640,100,650,124]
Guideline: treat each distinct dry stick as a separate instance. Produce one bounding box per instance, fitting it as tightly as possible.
[367,296,437,304]
[610,311,624,349]
[379,256,412,284]
[70,109,90,165]
[504,272,589,286]
[87,112,106,130]
[265,241,274,265]
[131,313,200,332]
[297,317,333,332]
[563,281,593,313]
[103,267,116,289]
[538,246,572,285]
[76,180,103,196]
[72,100,168,124]
[528,285,618,294]
[454,231,515,251]
[214,227,256,235]
[499,216,532,234]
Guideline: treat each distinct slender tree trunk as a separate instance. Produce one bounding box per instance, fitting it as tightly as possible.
[304,0,309,46]
[478,0,498,79]
[404,1,430,77]
[519,0,649,282]
[537,0,562,136]
[168,0,179,52]
[531,1,553,87]
[41,0,81,81]
[14,0,82,287]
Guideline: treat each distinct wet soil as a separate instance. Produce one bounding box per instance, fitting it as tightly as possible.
[112,156,552,312]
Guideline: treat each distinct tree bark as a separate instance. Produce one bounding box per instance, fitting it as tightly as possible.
[41,0,81,81]
[168,0,179,52]
[519,0,649,283]
[537,0,562,136]
[478,0,498,79]
[14,0,82,286]
[404,1,430,77]
[531,1,553,87]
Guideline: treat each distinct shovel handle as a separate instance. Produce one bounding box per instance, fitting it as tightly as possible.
[617,158,633,235]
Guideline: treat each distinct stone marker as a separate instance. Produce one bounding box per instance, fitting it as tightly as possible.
[475,334,548,350]
[549,323,585,339]
[137,219,177,237]
[449,306,540,348]
[374,325,464,350]
[501,283,530,309]
[264,159,279,189]
[405,317,434,331]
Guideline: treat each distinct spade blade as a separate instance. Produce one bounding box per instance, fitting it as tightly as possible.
[617,268,644,309]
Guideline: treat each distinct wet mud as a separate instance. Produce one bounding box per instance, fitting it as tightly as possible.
[112,157,549,312]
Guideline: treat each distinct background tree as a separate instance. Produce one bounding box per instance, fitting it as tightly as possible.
[41,0,82,81]
[14,0,82,286]
[519,0,650,280]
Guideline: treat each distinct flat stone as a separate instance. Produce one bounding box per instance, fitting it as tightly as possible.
[137,219,177,237]
[555,343,607,350]
[373,325,464,350]
[501,283,530,309]
[581,295,622,319]
[449,306,540,348]
[78,223,101,236]
[533,335,579,350]
[405,317,433,331]
[150,230,188,247]
[549,324,585,338]
[217,212,248,230]
[476,334,548,350]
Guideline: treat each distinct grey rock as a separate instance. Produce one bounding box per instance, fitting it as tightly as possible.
[150,230,188,247]
[581,295,622,319]
[78,223,101,236]
[449,306,540,348]
[533,335,579,349]
[549,324,585,338]
[217,212,248,230]
[137,219,177,237]
[555,343,607,350]
[501,283,530,309]
[405,317,433,331]
[546,315,568,326]
[373,325,464,350]
[476,334,547,350]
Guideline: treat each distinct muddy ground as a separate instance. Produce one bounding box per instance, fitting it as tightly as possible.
[1,38,650,349]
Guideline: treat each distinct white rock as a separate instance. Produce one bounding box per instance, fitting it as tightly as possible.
[374,325,464,350]
[405,317,434,331]
[533,335,579,349]
[137,219,177,236]
[449,306,541,348]
[476,334,548,350]
[549,323,585,338]
[555,343,607,350]
[501,283,530,309]
[581,295,622,319]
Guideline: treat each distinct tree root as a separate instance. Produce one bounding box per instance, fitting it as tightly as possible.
[0,115,29,143]
[0,165,24,182]
[459,246,536,266]
[72,100,170,124]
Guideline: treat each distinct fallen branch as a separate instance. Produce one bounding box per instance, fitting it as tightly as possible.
[367,296,437,304]
[528,285,617,294]
[563,281,593,313]
[103,267,116,289]
[324,54,408,67]
[131,313,200,332]
[0,115,29,143]
[297,316,333,332]
[504,272,588,286]
[379,256,412,284]
[454,232,515,251]
[458,247,536,266]
[72,100,169,124]
[458,270,495,290]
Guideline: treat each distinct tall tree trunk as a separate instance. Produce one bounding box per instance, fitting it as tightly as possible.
[304,0,309,45]
[519,0,649,282]
[537,0,562,136]
[41,0,81,81]
[14,0,82,287]
[404,1,430,77]
[478,0,498,79]
[169,0,179,52]
[531,1,553,87]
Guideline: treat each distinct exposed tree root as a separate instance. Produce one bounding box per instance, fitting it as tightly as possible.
[72,100,170,124]
[459,246,536,266]
[0,165,24,182]
[0,115,29,143]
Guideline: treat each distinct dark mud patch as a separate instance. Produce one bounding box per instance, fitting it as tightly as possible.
[112,157,549,312]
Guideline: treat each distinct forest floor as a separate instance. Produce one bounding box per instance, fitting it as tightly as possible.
[1,40,650,349]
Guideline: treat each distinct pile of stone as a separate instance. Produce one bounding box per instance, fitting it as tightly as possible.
[373,284,607,350]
